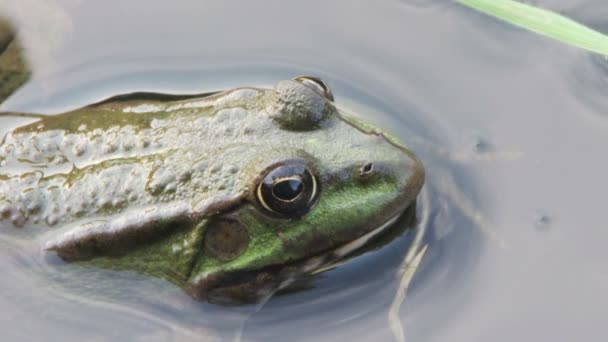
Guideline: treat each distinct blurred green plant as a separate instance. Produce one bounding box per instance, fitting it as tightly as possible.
[457,0,608,55]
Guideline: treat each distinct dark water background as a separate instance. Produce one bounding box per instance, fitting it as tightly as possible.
[0,0,607,341]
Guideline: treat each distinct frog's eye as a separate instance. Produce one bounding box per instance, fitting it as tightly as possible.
[257,164,318,217]
[294,76,334,102]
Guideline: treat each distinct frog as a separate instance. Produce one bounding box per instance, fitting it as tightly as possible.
[0,22,424,305]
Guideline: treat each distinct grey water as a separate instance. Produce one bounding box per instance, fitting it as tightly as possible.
[1,0,607,341]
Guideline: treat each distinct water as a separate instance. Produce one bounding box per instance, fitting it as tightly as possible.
[1,0,607,341]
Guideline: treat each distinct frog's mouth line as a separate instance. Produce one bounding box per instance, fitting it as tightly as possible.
[187,212,403,305]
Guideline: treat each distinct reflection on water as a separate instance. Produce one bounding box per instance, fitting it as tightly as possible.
[1,0,608,341]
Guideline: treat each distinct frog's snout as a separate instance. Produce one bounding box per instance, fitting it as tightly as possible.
[399,150,425,206]
[394,141,424,198]
[378,133,425,214]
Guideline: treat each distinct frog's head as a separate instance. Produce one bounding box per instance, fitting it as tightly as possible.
[185,77,424,303]
[45,77,424,304]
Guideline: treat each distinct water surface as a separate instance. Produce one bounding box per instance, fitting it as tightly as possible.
[0,0,607,341]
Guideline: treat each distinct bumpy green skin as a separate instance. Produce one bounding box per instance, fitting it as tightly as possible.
[0,17,30,104]
[0,74,424,303]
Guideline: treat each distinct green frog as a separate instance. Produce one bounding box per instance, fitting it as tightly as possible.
[0,20,424,305]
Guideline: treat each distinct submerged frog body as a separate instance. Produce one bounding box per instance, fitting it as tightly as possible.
[0,74,424,303]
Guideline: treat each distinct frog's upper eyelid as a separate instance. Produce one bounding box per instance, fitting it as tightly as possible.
[293,76,334,102]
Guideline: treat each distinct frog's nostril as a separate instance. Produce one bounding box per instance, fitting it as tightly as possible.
[360,162,375,178]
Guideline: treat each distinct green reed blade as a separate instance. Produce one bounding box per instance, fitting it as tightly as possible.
[456,0,608,55]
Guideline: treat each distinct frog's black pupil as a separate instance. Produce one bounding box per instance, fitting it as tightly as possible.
[273,179,304,201]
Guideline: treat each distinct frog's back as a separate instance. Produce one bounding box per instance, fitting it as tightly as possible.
[0,87,267,231]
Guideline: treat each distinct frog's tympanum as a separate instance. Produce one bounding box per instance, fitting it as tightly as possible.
[0,26,424,303]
